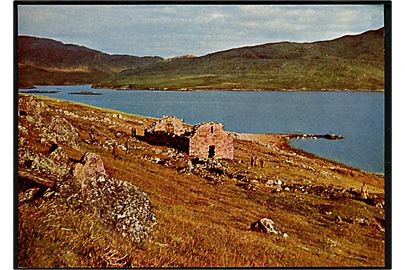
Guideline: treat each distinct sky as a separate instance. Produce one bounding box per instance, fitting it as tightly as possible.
[18,4,384,58]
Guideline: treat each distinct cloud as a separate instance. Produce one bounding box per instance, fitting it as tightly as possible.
[17,5,384,58]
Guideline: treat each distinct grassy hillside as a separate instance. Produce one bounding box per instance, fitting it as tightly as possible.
[18,94,385,267]
[18,36,163,87]
[95,28,384,91]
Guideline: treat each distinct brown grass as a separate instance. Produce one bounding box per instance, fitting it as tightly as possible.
[17,95,385,268]
[18,197,139,268]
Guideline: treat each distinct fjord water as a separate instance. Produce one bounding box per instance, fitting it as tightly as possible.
[26,85,384,173]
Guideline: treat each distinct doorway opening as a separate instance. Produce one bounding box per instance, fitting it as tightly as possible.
[208,145,215,158]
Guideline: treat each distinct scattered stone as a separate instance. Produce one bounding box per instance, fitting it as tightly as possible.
[242,183,257,191]
[112,114,123,118]
[180,157,228,184]
[376,202,384,209]
[275,179,283,185]
[18,144,72,189]
[354,217,369,225]
[265,179,274,186]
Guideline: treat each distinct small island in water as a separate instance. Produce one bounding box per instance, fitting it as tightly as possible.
[19,89,60,94]
[68,91,102,95]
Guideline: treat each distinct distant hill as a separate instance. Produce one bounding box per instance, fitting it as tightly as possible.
[95,28,384,91]
[17,36,163,88]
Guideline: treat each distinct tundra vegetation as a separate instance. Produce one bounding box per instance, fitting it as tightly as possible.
[17,94,385,268]
[18,28,384,91]
[95,28,384,91]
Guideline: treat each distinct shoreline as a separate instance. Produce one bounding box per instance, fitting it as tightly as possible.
[92,85,385,93]
[17,94,385,267]
[19,83,385,93]
[233,132,383,176]
[19,93,383,176]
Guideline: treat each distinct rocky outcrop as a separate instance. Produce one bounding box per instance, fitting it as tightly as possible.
[18,95,81,148]
[18,95,48,116]
[18,146,157,244]
[59,152,157,243]
[18,144,72,190]
[41,116,81,147]
[18,95,157,244]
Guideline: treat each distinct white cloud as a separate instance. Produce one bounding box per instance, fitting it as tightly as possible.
[17,4,384,58]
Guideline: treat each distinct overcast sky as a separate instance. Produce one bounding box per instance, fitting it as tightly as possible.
[18,4,384,58]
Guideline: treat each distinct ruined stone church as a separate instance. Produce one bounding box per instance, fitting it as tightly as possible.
[142,116,234,160]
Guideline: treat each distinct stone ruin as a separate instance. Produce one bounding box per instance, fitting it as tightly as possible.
[189,122,234,160]
[140,116,234,160]
[142,116,191,153]
[147,116,192,136]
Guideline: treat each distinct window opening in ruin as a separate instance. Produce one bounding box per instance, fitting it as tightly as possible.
[211,126,214,133]
[208,145,215,158]
[166,123,174,134]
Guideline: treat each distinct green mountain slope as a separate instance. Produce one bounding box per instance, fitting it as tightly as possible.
[95,28,384,91]
[18,36,163,88]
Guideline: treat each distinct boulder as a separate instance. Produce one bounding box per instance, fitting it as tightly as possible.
[250,218,279,234]
[18,144,72,190]
[71,152,106,186]
[18,95,47,116]
[49,144,70,164]
[41,116,80,147]
[60,152,157,244]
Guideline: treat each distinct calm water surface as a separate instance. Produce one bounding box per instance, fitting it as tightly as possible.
[24,85,385,173]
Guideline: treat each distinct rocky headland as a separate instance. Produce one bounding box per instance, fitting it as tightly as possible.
[17,94,385,268]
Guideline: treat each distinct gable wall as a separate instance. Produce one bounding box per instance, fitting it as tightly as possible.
[189,123,234,159]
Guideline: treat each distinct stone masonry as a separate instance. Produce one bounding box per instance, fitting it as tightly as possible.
[147,116,191,136]
[141,117,234,160]
[189,123,234,160]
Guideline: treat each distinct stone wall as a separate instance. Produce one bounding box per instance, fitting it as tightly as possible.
[189,123,234,160]
[143,132,189,153]
[148,116,191,136]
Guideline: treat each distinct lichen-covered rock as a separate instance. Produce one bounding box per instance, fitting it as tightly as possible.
[18,95,47,116]
[60,152,157,244]
[18,95,48,126]
[250,218,279,234]
[19,96,80,148]
[41,116,80,147]
[18,144,72,186]
[71,152,106,186]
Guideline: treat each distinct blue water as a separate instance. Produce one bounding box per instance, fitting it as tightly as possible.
[22,85,385,173]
